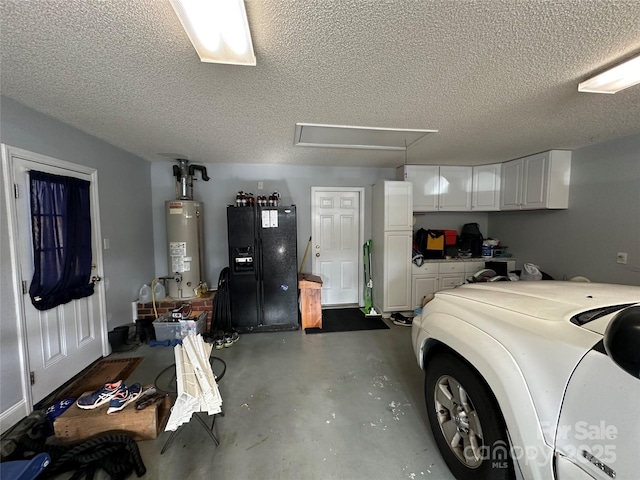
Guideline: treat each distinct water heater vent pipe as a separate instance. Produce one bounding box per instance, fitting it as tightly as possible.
[173,159,210,200]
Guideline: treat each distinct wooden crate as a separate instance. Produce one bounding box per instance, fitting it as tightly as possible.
[298,273,323,329]
[54,393,172,444]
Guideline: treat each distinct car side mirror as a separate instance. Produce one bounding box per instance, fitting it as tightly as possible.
[604,305,640,379]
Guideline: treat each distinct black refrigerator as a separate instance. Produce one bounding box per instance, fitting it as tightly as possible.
[227,205,299,332]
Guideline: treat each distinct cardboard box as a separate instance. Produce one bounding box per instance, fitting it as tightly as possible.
[54,393,172,443]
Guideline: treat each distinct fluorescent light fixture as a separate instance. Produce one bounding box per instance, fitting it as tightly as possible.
[169,0,256,66]
[578,54,640,94]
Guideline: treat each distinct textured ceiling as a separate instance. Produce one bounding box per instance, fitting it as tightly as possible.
[1,0,639,168]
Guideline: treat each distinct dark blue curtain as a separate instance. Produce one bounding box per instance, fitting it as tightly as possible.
[29,171,94,311]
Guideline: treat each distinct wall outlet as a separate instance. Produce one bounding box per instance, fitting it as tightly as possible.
[616,252,628,264]
[257,181,264,190]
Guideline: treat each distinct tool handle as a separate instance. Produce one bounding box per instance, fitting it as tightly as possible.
[149,339,183,347]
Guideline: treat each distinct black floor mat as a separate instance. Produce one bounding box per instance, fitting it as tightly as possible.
[305,308,389,334]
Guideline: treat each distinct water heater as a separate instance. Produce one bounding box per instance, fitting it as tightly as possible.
[166,159,209,299]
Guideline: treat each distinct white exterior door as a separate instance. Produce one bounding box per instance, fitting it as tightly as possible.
[311,188,364,306]
[8,147,108,404]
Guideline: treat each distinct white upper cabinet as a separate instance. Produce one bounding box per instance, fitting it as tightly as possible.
[383,180,413,230]
[397,165,471,212]
[500,150,571,210]
[439,166,472,211]
[397,165,439,211]
[500,159,523,210]
[471,163,501,211]
[397,150,570,212]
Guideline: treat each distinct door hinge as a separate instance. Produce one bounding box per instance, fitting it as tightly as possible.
[14,183,19,199]
[22,281,28,295]
[30,371,35,385]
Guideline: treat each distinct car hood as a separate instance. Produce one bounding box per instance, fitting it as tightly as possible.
[437,281,640,325]
[417,281,640,449]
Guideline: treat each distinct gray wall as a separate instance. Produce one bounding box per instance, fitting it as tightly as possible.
[414,212,490,239]
[489,133,640,285]
[151,162,396,283]
[0,174,24,417]
[0,96,156,413]
[1,96,155,426]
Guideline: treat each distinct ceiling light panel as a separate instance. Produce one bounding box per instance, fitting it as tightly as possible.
[578,54,640,94]
[170,0,256,66]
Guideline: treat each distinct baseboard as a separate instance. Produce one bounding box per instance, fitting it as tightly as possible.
[0,398,29,435]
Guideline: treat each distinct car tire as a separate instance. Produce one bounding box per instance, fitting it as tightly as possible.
[425,352,514,480]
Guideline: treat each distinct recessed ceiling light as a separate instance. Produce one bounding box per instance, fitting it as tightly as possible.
[578,54,640,94]
[169,0,256,66]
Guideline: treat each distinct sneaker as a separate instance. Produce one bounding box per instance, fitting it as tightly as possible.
[214,331,225,350]
[224,331,239,348]
[391,312,413,327]
[107,383,142,414]
[76,380,125,410]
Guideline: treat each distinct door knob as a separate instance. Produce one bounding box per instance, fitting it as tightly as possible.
[90,275,102,284]
[315,253,320,257]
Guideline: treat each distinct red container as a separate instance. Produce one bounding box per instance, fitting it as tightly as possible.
[443,230,458,246]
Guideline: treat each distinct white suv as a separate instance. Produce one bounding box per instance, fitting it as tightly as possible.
[411,281,640,480]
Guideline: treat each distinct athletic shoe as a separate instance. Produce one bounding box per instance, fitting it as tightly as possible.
[391,312,413,327]
[224,331,239,348]
[107,383,142,414]
[76,380,125,410]
[214,330,225,350]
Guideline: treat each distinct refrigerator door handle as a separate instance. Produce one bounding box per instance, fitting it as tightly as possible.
[254,237,260,282]
[258,237,263,281]
[258,236,265,325]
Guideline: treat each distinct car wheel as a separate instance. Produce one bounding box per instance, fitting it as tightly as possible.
[425,352,514,480]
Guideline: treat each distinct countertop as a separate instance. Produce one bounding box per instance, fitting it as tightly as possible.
[421,257,515,263]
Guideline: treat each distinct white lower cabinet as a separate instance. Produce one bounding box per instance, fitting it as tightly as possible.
[464,261,486,275]
[412,276,439,309]
[382,231,412,311]
[437,262,465,291]
[439,274,465,290]
[411,263,439,308]
[411,260,515,309]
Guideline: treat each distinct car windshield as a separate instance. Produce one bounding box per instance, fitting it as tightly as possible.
[571,303,635,326]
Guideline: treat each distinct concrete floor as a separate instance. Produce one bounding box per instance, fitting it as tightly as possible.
[79,321,455,479]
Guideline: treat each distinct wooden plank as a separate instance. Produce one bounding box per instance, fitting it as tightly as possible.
[298,273,323,289]
[54,391,172,443]
[300,286,322,329]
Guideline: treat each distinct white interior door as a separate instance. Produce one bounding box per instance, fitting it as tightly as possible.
[311,188,364,306]
[9,147,108,404]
